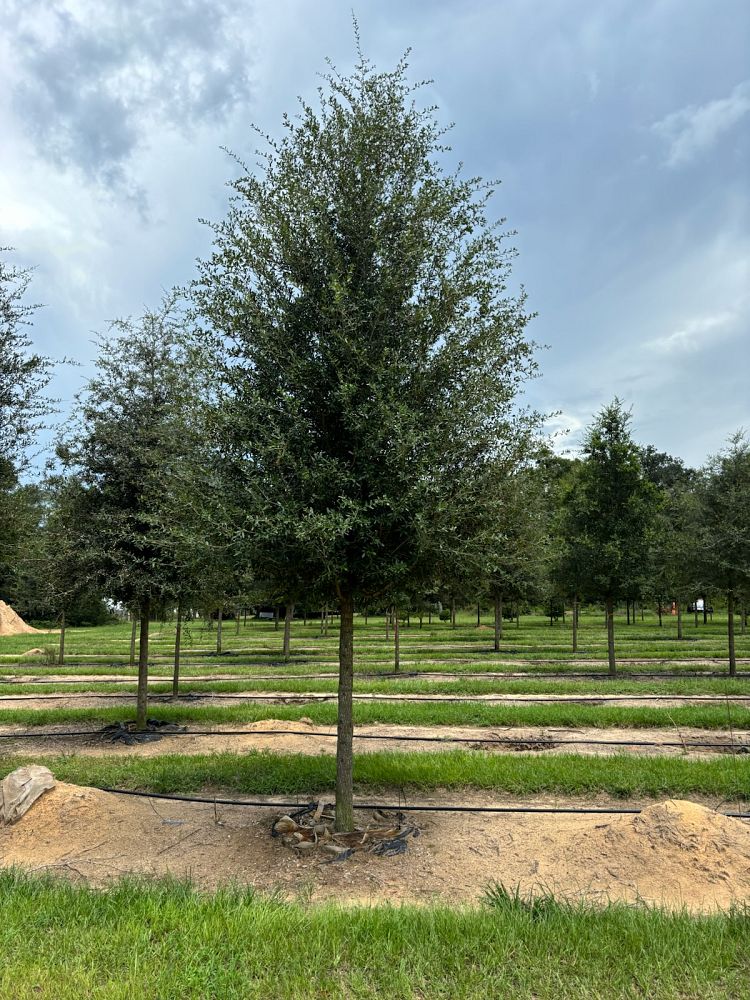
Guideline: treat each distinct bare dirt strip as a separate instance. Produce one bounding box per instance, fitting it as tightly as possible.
[2,668,750,684]
[2,783,749,911]
[1,720,748,759]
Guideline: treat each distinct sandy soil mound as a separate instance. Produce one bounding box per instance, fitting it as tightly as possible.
[538,800,750,909]
[2,782,749,910]
[0,601,42,636]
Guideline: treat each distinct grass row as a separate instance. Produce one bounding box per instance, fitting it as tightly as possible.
[2,871,749,999]
[2,700,749,730]
[2,748,749,799]
[2,676,750,697]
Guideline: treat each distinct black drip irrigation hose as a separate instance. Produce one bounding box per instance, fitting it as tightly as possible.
[0,726,748,751]
[93,786,750,820]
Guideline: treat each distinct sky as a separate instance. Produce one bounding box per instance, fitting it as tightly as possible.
[1,0,748,468]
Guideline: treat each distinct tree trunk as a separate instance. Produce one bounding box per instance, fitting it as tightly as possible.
[626,600,630,626]
[493,593,502,652]
[703,594,708,626]
[58,610,66,666]
[677,601,683,640]
[606,595,616,676]
[303,608,307,627]
[572,593,578,653]
[335,591,355,833]
[216,607,223,654]
[658,602,662,628]
[728,591,736,677]
[393,606,400,672]
[235,606,241,634]
[476,603,481,627]
[172,603,182,699]
[135,600,150,731]
[283,603,294,661]
[694,605,699,628]
[129,616,137,668]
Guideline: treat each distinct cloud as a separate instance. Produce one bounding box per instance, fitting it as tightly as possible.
[647,310,740,355]
[5,0,254,187]
[652,80,750,167]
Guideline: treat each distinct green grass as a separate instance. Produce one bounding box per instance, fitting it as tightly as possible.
[2,871,748,999]
[2,675,750,697]
[2,749,749,800]
[2,700,750,730]
[1,611,747,670]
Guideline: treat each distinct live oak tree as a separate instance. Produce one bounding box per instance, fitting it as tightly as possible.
[560,401,659,675]
[0,250,54,600]
[194,46,537,830]
[697,433,750,675]
[58,297,203,728]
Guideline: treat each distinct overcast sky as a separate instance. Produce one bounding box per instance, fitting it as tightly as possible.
[1,0,748,467]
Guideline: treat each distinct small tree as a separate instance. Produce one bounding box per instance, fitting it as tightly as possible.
[195,45,537,829]
[560,401,659,674]
[59,297,203,728]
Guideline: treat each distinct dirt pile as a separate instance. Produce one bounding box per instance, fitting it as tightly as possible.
[543,799,750,909]
[0,601,42,636]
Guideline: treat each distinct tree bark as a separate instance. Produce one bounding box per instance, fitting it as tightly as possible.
[172,603,182,699]
[606,595,616,676]
[677,601,683,640]
[129,616,137,668]
[658,601,662,628]
[135,600,150,731]
[450,597,456,629]
[335,591,355,832]
[283,603,294,661]
[493,593,502,652]
[728,590,736,677]
[216,607,223,654]
[476,603,481,627]
[58,609,66,666]
[572,593,578,653]
[626,600,630,626]
[235,606,241,634]
[393,605,400,672]
[703,594,708,626]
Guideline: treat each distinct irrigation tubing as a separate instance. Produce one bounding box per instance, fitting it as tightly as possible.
[0,726,748,751]
[93,786,750,820]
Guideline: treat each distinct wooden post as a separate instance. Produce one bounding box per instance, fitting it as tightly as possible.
[283,603,294,661]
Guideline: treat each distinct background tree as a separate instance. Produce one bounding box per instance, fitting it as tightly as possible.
[697,433,750,675]
[194,46,538,830]
[0,250,54,603]
[59,297,203,728]
[560,400,659,674]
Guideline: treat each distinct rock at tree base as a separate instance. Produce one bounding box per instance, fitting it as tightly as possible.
[0,601,42,636]
[0,765,56,825]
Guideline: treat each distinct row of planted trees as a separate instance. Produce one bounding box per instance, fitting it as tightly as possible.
[2,52,749,829]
